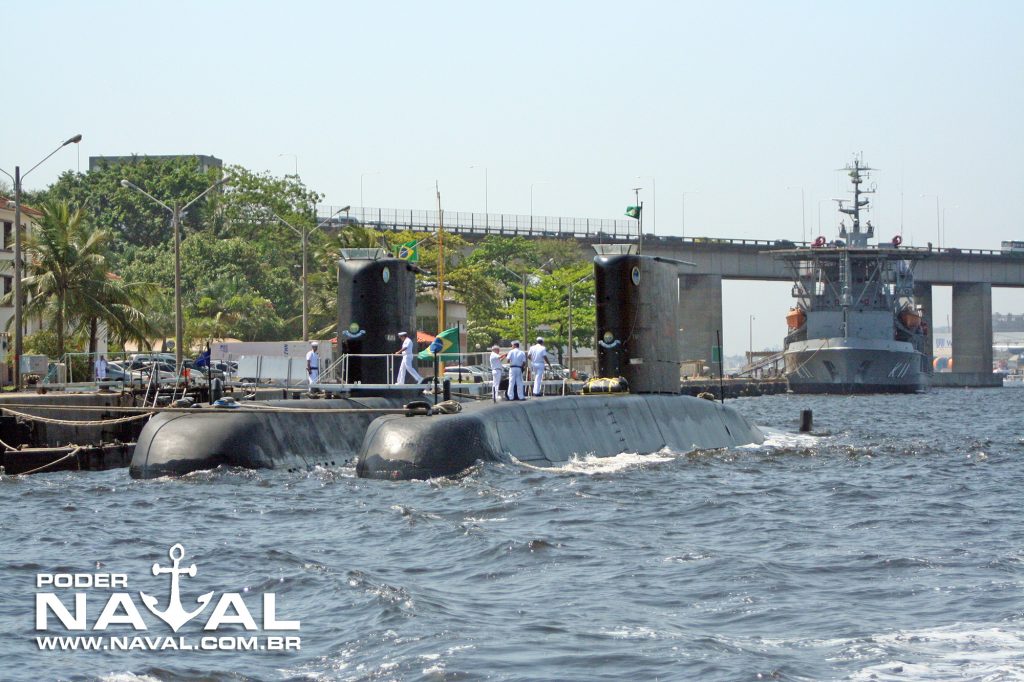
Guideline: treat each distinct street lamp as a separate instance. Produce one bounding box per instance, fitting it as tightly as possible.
[636,176,656,235]
[273,206,350,341]
[360,171,381,209]
[121,175,230,370]
[748,315,755,365]
[787,185,806,243]
[567,272,594,378]
[493,258,554,343]
[469,164,488,227]
[920,194,940,249]
[0,133,82,391]
[941,205,958,249]
[278,153,298,177]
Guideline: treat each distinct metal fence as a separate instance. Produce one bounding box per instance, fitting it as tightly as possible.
[320,206,639,240]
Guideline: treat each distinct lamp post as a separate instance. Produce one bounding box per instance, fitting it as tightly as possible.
[278,153,298,177]
[0,133,83,391]
[632,186,643,253]
[273,206,350,341]
[635,176,656,234]
[567,272,594,378]
[680,190,698,239]
[920,194,940,249]
[748,315,755,365]
[469,165,488,227]
[787,185,806,243]
[121,175,230,370]
[493,258,553,343]
[941,205,958,249]
[360,171,381,210]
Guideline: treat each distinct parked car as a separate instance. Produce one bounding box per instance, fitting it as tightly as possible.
[420,367,485,384]
[468,364,493,382]
[545,363,570,380]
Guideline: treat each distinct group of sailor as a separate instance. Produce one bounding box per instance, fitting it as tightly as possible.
[305,334,554,398]
[491,337,552,401]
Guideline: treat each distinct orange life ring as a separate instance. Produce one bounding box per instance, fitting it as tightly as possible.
[812,235,826,248]
[892,235,903,247]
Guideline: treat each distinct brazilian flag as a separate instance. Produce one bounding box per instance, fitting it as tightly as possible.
[395,240,419,262]
[417,327,460,361]
[625,205,642,219]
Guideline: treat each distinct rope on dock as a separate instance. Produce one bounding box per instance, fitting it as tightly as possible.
[0,407,156,427]
[13,447,83,476]
[0,403,417,417]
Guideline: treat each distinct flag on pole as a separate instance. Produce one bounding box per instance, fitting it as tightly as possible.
[395,240,420,262]
[417,326,460,361]
[625,205,642,219]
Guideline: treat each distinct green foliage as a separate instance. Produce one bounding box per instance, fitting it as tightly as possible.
[43,157,225,249]
[3,199,154,358]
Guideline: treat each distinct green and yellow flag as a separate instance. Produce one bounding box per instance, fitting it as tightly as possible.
[395,240,420,262]
[417,326,460,361]
[625,205,642,219]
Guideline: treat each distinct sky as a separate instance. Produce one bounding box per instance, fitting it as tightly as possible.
[4,1,1023,355]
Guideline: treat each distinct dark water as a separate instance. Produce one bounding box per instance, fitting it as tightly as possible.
[2,389,1023,681]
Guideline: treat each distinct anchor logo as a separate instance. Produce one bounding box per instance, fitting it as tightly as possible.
[139,543,214,632]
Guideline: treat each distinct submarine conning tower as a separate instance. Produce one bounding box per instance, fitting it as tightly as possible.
[595,251,690,394]
[337,248,418,384]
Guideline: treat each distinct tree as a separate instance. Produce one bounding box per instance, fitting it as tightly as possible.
[526,264,595,364]
[3,199,153,358]
[42,157,226,250]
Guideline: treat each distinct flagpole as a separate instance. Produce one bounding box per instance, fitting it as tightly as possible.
[436,182,446,374]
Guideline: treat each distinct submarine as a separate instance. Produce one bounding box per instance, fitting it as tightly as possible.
[131,247,764,480]
[130,249,425,479]
[356,250,764,479]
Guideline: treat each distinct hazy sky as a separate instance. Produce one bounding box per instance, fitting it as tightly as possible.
[5,1,1022,354]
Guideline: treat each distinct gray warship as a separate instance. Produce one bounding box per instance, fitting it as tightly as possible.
[774,157,929,394]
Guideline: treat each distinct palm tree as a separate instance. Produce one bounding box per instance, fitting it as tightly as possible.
[1,199,154,358]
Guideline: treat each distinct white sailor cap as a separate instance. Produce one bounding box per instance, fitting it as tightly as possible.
[491,344,500,350]
[398,331,407,336]
[511,340,520,346]
[536,337,544,342]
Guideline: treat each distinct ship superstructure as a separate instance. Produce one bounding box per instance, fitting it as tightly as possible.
[773,157,929,393]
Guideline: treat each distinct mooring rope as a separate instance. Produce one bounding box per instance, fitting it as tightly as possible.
[0,408,156,427]
[0,403,417,417]
[12,447,83,476]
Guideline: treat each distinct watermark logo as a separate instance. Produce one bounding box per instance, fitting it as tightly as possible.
[34,543,301,652]
[140,544,214,632]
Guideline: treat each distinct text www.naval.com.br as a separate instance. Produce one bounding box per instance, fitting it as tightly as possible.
[37,635,300,652]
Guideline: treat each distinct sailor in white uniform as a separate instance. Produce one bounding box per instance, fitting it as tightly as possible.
[505,340,527,401]
[527,336,552,397]
[489,344,505,402]
[306,342,320,386]
[394,331,422,384]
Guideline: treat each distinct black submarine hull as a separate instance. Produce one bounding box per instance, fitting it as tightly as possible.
[356,394,764,480]
[130,398,409,479]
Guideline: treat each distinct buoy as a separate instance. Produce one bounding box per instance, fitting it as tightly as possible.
[799,409,813,433]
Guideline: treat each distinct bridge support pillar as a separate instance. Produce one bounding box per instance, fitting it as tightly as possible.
[952,282,992,373]
[678,274,722,375]
[914,282,933,372]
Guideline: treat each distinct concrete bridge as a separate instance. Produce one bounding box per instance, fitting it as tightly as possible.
[324,205,1023,386]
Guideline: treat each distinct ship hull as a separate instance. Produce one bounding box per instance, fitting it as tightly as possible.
[784,338,926,394]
